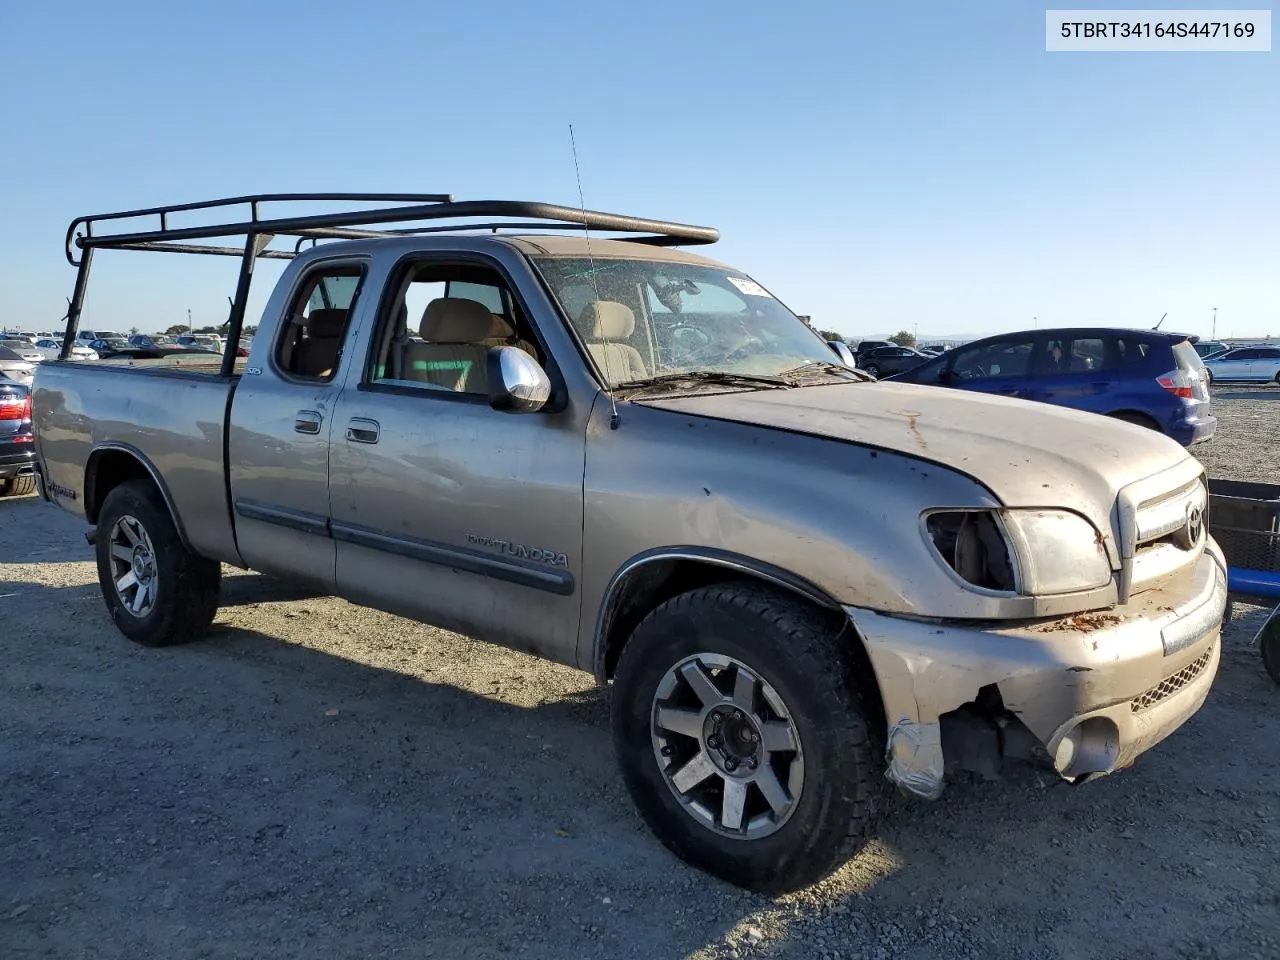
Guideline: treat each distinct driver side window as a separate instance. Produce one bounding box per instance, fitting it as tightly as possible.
[365,262,542,396]
[950,339,1034,380]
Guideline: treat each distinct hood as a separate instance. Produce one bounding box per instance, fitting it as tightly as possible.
[641,381,1199,540]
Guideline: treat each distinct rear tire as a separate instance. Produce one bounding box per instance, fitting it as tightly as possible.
[0,475,37,498]
[1109,411,1161,431]
[95,480,221,646]
[610,583,883,893]
[1260,613,1280,686]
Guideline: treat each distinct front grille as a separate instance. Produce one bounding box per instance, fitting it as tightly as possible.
[1130,648,1214,713]
[1135,478,1207,548]
[1127,478,1208,595]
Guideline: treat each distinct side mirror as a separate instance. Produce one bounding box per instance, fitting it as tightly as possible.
[827,340,856,367]
[487,346,551,413]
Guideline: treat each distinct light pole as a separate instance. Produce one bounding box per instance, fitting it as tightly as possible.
[1212,307,1217,340]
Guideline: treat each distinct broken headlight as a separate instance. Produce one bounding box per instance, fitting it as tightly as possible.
[927,509,1112,596]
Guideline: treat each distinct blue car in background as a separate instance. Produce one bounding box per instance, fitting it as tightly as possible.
[888,327,1215,446]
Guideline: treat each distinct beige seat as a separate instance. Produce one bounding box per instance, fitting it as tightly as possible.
[402,297,493,392]
[292,308,347,378]
[482,312,538,359]
[579,300,647,383]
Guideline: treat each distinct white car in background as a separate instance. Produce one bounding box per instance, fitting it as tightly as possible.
[0,345,36,384]
[75,329,128,348]
[0,338,45,364]
[32,337,99,361]
[1202,345,1280,384]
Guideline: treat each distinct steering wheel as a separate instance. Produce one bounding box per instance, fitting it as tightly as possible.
[724,337,767,362]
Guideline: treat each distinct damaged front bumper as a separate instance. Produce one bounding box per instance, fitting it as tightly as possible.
[849,543,1227,799]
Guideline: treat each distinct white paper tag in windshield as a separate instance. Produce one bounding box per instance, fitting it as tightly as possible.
[726,276,772,298]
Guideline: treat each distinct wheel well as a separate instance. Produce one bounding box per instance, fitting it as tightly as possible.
[596,557,888,742]
[84,450,157,524]
[1108,410,1161,430]
[598,557,845,680]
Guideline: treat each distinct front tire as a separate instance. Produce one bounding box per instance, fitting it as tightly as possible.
[611,584,883,893]
[95,480,221,646]
[863,363,880,378]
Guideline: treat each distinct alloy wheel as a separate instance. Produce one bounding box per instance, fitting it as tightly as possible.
[107,514,159,617]
[650,653,804,840]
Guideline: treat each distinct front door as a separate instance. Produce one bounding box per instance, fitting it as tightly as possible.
[1213,349,1256,381]
[327,256,585,663]
[227,258,368,587]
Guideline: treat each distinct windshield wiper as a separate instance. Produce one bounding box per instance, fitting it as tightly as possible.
[777,360,872,381]
[615,370,795,397]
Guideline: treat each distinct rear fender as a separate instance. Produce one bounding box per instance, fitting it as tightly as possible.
[84,442,192,551]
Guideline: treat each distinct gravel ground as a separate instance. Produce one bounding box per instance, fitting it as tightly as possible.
[2,384,1277,960]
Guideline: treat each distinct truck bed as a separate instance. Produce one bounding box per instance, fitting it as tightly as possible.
[32,358,244,566]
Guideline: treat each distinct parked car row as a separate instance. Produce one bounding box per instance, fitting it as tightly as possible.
[0,329,254,364]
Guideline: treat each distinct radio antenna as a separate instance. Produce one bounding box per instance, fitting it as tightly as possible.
[569,123,620,429]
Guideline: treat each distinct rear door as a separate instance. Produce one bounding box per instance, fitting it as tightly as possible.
[1024,334,1117,413]
[943,335,1036,398]
[227,258,368,588]
[1254,347,1280,381]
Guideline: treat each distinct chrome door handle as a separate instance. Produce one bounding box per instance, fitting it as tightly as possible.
[294,410,323,434]
[346,418,380,444]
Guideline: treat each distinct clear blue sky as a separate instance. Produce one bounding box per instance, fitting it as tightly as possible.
[1,1,1276,339]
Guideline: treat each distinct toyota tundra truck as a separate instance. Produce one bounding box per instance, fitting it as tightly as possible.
[33,194,1226,892]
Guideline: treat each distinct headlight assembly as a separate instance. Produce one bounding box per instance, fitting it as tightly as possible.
[926,509,1113,597]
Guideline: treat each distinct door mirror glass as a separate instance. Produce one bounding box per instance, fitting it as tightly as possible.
[827,340,856,367]
[487,346,551,412]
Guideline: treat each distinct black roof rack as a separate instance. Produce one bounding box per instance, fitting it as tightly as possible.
[59,193,719,372]
[65,193,719,266]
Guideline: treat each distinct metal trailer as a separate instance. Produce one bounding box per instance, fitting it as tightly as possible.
[1207,478,1280,684]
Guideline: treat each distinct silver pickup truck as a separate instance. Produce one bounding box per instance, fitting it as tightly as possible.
[34,194,1226,892]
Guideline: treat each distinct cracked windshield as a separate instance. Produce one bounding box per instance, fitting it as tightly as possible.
[534,258,846,387]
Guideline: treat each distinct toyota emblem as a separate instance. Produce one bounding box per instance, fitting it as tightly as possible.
[1182,503,1205,547]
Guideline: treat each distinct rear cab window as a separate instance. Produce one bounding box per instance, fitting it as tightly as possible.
[276,264,366,381]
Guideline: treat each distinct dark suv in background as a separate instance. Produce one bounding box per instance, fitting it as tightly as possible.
[889,327,1215,446]
[0,379,36,497]
[858,344,930,378]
